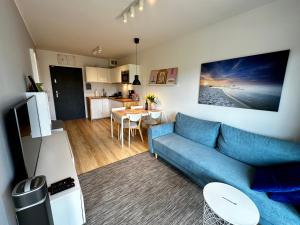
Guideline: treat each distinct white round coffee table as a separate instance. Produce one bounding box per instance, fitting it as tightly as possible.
[203,182,259,225]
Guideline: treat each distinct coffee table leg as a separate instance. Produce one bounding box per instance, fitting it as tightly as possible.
[203,201,230,225]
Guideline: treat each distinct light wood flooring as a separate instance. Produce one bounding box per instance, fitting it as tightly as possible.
[64,118,148,175]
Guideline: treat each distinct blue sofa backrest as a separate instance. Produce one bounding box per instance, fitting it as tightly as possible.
[218,124,300,166]
[174,113,221,148]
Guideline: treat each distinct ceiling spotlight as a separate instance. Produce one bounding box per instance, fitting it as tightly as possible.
[123,13,128,23]
[130,6,135,18]
[139,0,144,11]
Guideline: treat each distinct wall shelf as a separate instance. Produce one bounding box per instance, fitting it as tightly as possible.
[148,83,178,86]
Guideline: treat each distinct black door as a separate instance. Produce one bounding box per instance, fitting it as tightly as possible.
[50,66,85,120]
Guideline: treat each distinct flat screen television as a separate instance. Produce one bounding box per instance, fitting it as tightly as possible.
[7,96,42,184]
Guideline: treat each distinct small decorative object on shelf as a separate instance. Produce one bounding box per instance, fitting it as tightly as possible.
[145,100,148,110]
[27,75,39,92]
[145,93,158,110]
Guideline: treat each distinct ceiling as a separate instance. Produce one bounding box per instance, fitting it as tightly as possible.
[15,0,274,59]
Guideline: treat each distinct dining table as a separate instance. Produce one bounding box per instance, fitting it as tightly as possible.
[111,108,162,147]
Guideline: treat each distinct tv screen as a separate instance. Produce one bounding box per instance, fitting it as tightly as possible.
[8,96,42,183]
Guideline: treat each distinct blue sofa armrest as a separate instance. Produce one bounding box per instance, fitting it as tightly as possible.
[148,122,175,154]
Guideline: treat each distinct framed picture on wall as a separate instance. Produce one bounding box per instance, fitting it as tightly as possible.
[149,70,158,84]
[198,50,290,112]
[149,67,178,85]
[166,67,178,84]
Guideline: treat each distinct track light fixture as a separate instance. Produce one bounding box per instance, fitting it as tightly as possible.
[130,6,135,18]
[121,0,148,23]
[123,13,128,23]
[139,0,144,11]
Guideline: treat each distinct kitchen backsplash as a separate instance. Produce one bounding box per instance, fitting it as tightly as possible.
[85,83,118,97]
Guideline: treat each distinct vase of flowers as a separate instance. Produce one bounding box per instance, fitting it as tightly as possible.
[145,93,158,110]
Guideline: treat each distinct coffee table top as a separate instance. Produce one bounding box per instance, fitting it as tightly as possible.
[203,182,260,225]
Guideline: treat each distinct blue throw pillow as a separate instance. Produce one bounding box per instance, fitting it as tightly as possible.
[269,191,300,204]
[251,163,300,192]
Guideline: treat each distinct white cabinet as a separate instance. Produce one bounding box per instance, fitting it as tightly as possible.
[98,67,110,83]
[36,132,86,225]
[88,98,110,120]
[90,99,102,119]
[85,67,98,82]
[109,99,123,111]
[110,67,121,83]
[25,92,52,136]
[102,99,110,117]
[86,65,139,83]
[85,67,110,83]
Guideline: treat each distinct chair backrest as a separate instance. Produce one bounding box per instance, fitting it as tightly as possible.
[112,107,126,112]
[131,105,143,110]
[149,111,161,119]
[127,113,142,122]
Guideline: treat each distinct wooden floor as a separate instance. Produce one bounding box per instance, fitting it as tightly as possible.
[64,118,149,175]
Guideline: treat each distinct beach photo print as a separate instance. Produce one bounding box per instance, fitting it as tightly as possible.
[198,50,290,111]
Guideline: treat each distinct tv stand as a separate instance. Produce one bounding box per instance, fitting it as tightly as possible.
[35,131,86,225]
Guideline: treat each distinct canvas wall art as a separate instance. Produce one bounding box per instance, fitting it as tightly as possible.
[198,50,290,112]
[149,67,178,85]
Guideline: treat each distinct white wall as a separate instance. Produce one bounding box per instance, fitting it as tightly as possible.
[120,0,300,141]
[36,49,118,119]
[0,0,35,224]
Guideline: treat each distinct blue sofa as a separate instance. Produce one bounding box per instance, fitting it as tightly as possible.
[148,113,300,225]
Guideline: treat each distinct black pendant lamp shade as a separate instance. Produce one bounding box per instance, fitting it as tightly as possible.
[132,37,141,85]
[133,75,141,85]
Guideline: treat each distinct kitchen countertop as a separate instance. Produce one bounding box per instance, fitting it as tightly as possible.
[86,96,139,102]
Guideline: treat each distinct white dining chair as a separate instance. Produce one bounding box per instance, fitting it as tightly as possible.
[130,105,144,110]
[123,113,143,148]
[111,107,126,139]
[143,111,162,127]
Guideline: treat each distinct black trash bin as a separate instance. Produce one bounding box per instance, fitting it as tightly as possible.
[12,176,54,225]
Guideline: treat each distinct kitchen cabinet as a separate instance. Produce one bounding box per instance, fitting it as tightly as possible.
[87,98,110,120]
[90,99,102,119]
[101,98,110,117]
[110,67,121,83]
[85,67,98,82]
[98,68,110,83]
[85,67,110,83]
[86,65,139,84]
[109,99,140,110]
[109,99,123,110]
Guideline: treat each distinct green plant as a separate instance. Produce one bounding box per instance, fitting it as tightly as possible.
[145,93,157,103]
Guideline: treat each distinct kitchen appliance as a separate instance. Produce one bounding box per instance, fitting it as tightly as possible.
[121,70,130,83]
[12,176,54,225]
[128,90,135,99]
[109,92,123,98]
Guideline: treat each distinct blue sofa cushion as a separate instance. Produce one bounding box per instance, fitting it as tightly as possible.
[218,124,300,167]
[251,163,300,192]
[153,133,300,225]
[268,191,300,204]
[174,113,220,148]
